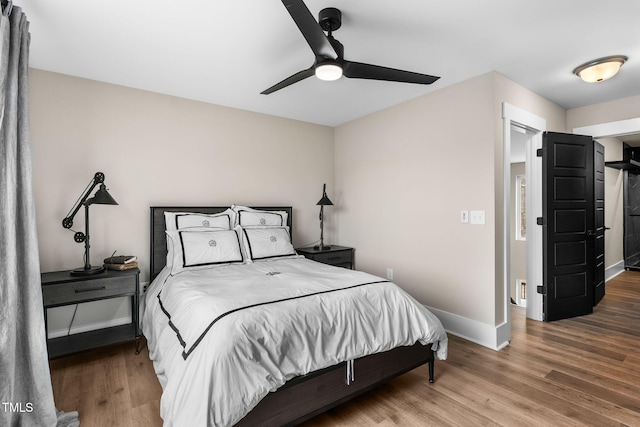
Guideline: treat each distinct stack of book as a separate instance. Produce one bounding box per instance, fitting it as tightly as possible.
[103,255,138,271]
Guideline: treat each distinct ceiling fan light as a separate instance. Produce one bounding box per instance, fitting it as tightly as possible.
[315,62,343,81]
[573,55,627,83]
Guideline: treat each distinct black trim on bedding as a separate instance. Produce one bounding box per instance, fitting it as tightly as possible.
[159,279,390,360]
[243,227,296,261]
[178,229,244,268]
[156,293,186,348]
[237,209,285,227]
[175,212,232,230]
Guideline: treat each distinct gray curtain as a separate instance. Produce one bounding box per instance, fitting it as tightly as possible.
[0,5,77,427]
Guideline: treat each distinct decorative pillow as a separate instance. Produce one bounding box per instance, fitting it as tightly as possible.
[166,229,243,275]
[241,227,296,261]
[232,205,288,228]
[165,209,234,231]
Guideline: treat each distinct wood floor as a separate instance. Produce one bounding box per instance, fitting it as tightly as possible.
[50,271,640,426]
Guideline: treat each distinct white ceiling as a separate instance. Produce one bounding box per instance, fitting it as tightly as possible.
[21,0,640,127]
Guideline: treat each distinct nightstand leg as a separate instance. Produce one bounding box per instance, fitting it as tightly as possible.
[135,336,141,355]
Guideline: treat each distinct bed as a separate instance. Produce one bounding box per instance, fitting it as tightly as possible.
[143,206,448,426]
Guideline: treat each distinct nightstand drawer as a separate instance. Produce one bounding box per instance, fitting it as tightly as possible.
[42,275,136,307]
[310,250,352,265]
[296,245,355,269]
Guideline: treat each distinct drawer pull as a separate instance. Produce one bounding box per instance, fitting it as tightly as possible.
[327,256,342,261]
[75,286,106,293]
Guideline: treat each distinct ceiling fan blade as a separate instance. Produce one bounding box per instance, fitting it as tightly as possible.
[343,61,440,85]
[261,67,316,95]
[281,0,338,60]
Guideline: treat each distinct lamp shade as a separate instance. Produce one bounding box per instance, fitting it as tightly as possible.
[573,55,627,83]
[86,184,118,206]
[317,183,333,205]
[317,194,333,206]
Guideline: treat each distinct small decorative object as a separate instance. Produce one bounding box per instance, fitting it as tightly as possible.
[103,254,137,265]
[62,172,118,276]
[103,253,137,271]
[314,183,333,251]
[104,261,138,271]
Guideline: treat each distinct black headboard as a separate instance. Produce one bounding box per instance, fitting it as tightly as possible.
[149,206,293,281]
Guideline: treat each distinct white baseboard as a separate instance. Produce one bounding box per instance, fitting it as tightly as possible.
[605,260,625,282]
[47,316,131,339]
[426,263,627,352]
[425,305,509,351]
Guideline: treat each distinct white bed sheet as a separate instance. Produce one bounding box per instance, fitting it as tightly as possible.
[143,257,447,426]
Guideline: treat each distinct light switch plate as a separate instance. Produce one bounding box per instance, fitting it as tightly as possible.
[470,210,485,225]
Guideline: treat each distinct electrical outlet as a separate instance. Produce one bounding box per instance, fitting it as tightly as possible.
[387,268,393,280]
[461,210,469,223]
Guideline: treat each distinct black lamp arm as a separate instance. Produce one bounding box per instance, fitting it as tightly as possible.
[62,172,105,229]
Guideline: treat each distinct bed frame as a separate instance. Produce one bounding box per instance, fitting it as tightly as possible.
[149,206,435,426]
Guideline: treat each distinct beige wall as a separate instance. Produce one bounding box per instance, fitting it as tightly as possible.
[335,72,566,332]
[29,69,335,283]
[598,137,624,269]
[567,95,640,130]
[335,73,497,325]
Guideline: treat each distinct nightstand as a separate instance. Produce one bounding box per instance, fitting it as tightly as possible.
[296,245,355,269]
[41,268,140,358]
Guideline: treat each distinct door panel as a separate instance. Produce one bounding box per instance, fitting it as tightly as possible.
[554,210,586,233]
[554,242,585,266]
[554,272,587,298]
[554,177,586,200]
[542,132,594,321]
[594,141,605,305]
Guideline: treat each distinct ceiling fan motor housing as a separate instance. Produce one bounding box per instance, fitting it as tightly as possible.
[319,7,341,32]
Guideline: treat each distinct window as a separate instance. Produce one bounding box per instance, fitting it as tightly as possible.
[516,174,526,240]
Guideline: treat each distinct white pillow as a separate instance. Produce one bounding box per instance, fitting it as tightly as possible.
[165,209,234,231]
[242,227,296,261]
[166,229,243,275]
[232,205,288,228]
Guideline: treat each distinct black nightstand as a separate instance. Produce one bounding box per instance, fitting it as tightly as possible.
[296,245,355,269]
[41,268,140,358]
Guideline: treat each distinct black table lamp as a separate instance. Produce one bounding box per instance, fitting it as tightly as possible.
[315,183,333,251]
[62,172,118,276]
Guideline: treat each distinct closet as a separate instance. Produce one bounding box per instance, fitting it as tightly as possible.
[606,143,640,270]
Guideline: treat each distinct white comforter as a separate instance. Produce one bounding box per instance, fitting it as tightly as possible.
[143,257,448,426]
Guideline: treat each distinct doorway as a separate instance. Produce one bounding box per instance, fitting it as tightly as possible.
[509,126,527,308]
[574,118,640,278]
[502,103,546,344]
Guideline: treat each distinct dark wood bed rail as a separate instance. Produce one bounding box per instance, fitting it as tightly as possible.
[236,343,434,426]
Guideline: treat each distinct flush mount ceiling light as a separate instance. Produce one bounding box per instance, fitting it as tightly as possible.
[573,55,628,83]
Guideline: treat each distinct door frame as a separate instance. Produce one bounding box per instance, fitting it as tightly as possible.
[502,103,546,338]
[573,118,640,140]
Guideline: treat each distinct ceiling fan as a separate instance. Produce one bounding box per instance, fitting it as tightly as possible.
[261,0,440,95]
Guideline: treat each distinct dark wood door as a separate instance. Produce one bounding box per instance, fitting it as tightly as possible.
[594,141,605,305]
[542,132,595,321]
